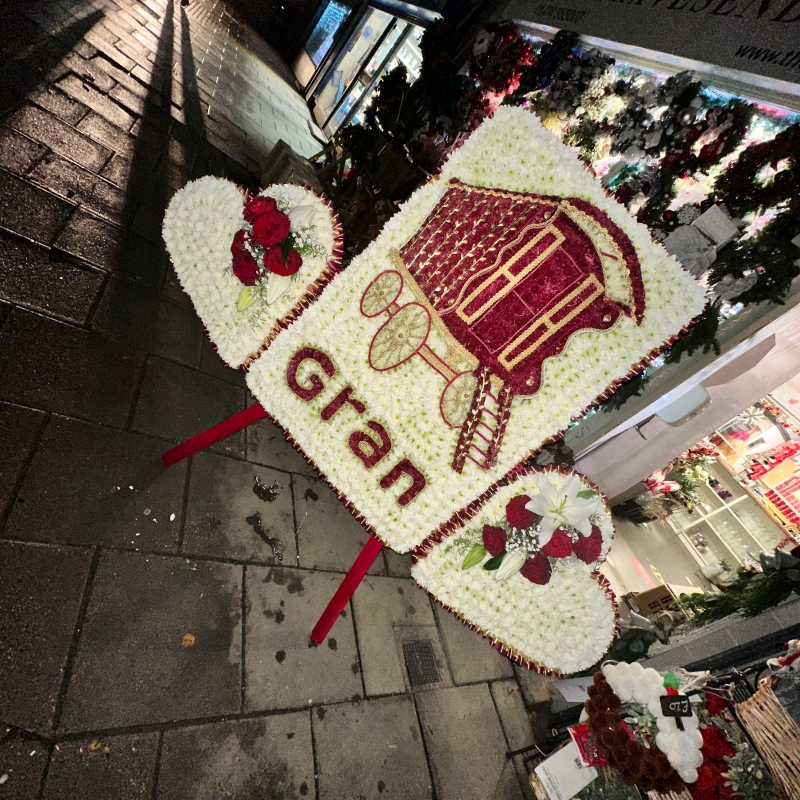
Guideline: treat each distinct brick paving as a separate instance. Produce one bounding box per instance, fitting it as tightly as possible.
[0,0,549,796]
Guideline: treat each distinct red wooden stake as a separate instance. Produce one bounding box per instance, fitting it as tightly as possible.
[161,403,268,467]
[310,534,385,644]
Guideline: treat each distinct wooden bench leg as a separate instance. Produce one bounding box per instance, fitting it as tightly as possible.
[310,534,384,644]
[161,403,268,467]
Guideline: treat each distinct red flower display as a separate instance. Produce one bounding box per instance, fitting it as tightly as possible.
[252,209,291,248]
[230,229,259,286]
[505,494,536,529]
[541,529,572,559]
[482,524,507,557]
[573,525,603,564]
[520,552,551,585]
[243,195,277,223]
[263,246,302,277]
[704,693,727,717]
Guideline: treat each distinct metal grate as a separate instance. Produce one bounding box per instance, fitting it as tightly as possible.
[402,640,441,686]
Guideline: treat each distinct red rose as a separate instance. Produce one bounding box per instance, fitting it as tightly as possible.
[573,524,603,564]
[263,246,302,277]
[701,724,735,762]
[541,529,573,559]
[520,553,552,585]
[243,194,277,223]
[505,495,536,529]
[482,524,507,557]
[251,209,290,248]
[230,230,259,286]
[704,693,727,717]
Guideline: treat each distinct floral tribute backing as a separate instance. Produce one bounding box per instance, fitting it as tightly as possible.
[411,467,618,675]
[246,106,705,553]
[162,177,342,369]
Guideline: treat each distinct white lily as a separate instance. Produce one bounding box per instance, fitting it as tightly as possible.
[495,550,526,581]
[288,205,317,229]
[265,273,293,305]
[524,474,602,546]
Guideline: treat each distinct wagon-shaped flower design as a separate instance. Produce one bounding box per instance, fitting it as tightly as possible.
[360,179,647,472]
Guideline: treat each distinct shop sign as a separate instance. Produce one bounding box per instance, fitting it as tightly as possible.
[500,0,800,85]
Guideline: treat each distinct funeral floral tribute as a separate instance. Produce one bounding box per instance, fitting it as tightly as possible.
[245,107,706,554]
[163,178,342,369]
[410,468,618,675]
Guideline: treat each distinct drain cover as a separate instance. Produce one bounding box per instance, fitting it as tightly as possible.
[402,640,440,686]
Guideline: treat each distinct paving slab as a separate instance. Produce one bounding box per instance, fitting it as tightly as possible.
[183,452,296,564]
[0,730,50,800]
[383,548,412,578]
[0,168,74,245]
[245,565,362,711]
[91,276,203,367]
[416,684,524,800]
[199,336,247,386]
[292,475,383,575]
[42,733,159,800]
[0,402,46,521]
[60,551,242,732]
[0,308,145,426]
[53,208,166,288]
[490,680,535,752]
[6,416,186,551]
[8,103,112,172]
[132,356,246,457]
[433,603,515,684]
[76,110,137,155]
[351,576,447,696]
[56,73,137,131]
[29,152,127,222]
[313,696,432,800]
[246,416,316,478]
[0,126,48,175]
[0,229,103,324]
[157,712,314,800]
[29,84,92,125]
[0,541,93,734]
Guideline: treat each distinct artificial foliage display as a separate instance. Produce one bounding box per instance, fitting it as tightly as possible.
[682,545,800,626]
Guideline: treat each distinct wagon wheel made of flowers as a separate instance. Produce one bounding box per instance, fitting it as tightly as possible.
[440,371,478,428]
[368,302,431,371]
[360,270,404,317]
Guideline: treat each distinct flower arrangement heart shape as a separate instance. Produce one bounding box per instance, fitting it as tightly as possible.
[411,467,618,675]
[162,177,342,369]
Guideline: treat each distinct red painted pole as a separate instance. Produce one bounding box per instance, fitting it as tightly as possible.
[160,403,268,467]
[310,534,385,644]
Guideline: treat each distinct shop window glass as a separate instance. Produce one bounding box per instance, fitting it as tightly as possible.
[305,0,352,68]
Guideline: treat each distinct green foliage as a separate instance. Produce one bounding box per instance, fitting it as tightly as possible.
[599,370,650,413]
[709,209,800,306]
[681,569,800,627]
[662,301,721,364]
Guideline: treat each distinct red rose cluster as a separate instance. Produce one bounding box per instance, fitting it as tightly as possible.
[689,697,738,800]
[230,194,302,286]
[481,493,604,586]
